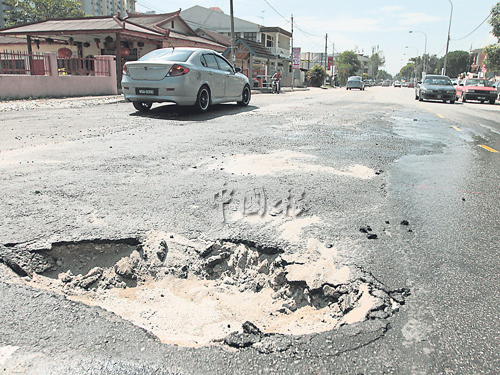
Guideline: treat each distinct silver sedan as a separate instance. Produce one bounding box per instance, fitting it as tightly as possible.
[121,47,251,113]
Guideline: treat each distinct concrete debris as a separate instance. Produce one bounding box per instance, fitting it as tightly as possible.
[3,234,409,351]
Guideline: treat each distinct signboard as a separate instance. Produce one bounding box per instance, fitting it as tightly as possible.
[328,56,333,70]
[292,47,301,70]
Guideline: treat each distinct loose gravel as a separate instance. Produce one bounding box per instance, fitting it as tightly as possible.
[0,95,125,112]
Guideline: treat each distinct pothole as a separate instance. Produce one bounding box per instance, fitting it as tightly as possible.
[1,233,409,350]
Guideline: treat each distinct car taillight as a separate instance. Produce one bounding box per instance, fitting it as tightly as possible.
[166,64,190,77]
[122,65,129,76]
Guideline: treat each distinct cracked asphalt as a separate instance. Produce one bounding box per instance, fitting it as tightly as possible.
[1,87,500,374]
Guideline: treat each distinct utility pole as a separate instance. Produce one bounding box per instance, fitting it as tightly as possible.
[230,0,235,66]
[443,0,453,75]
[291,14,294,89]
[324,33,328,71]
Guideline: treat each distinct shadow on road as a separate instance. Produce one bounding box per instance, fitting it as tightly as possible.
[128,103,257,122]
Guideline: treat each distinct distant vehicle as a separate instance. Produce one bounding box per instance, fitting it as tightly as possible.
[415,75,456,104]
[402,82,408,87]
[346,76,365,90]
[122,47,251,113]
[381,81,390,87]
[407,82,415,88]
[394,81,402,88]
[451,78,459,85]
[455,78,498,104]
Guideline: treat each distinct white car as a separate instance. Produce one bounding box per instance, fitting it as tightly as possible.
[122,47,251,113]
[394,81,402,88]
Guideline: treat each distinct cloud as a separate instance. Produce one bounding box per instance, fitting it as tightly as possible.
[379,6,404,13]
[396,12,443,26]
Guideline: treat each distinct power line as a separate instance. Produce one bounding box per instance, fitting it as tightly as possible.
[451,13,491,41]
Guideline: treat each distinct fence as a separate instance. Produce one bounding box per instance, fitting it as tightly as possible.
[1,52,117,99]
[0,50,51,75]
[1,51,112,77]
[57,56,112,76]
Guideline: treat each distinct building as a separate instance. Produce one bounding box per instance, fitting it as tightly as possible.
[180,5,292,87]
[81,0,135,17]
[1,0,14,29]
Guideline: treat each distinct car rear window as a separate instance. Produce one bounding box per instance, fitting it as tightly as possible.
[139,49,194,62]
[348,77,361,81]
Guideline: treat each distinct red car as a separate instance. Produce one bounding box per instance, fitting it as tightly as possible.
[407,82,415,88]
[456,78,497,104]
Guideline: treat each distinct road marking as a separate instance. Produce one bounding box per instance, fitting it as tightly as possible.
[479,145,499,153]
[451,126,462,131]
[426,107,433,111]
[437,114,444,118]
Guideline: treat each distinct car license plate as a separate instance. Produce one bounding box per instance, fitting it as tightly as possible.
[478,97,485,99]
[136,88,158,95]
[437,95,442,99]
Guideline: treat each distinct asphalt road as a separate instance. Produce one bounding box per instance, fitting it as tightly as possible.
[0,86,499,374]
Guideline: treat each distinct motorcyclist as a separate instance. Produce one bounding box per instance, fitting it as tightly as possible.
[272,69,282,93]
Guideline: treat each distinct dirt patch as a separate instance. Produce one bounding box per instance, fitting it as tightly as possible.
[4,233,408,350]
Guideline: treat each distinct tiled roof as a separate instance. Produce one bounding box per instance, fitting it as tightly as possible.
[0,17,164,38]
[260,26,292,38]
[196,28,231,46]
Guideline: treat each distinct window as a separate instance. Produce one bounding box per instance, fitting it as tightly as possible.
[202,53,219,70]
[266,34,274,48]
[244,32,256,41]
[215,55,233,73]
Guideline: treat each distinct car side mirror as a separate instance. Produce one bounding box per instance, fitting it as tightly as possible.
[235,67,241,73]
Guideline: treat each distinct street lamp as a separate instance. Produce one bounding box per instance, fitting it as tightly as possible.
[409,30,427,75]
[443,0,453,75]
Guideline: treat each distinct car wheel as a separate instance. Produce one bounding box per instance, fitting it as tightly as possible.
[194,86,210,113]
[346,87,348,90]
[133,102,152,112]
[450,99,455,104]
[490,99,496,104]
[237,85,251,106]
[462,94,466,103]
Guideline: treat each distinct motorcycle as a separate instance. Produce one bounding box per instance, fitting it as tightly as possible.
[272,78,281,94]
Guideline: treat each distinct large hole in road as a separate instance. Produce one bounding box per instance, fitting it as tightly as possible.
[19,233,409,349]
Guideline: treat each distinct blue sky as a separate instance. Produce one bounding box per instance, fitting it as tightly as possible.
[135,0,498,75]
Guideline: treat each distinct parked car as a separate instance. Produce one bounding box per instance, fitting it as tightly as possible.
[407,82,415,88]
[394,81,402,88]
[402,82,408,87]
[121,47,251,113]
[415,75,456,104]
[381,80,390,87]
[346,76,365,90]
[455,78,498,104]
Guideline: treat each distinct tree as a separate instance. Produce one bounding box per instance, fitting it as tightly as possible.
[483,44,500,72]
[306,65,327,87]
[483,3,500,73]
[436,51,469,77]
[426,54,440,74]
[489,2,500,41]
[398,63,416,81]
[377,70,392,80]
[6,0,86,27]
[335,51,361,85]
[368,52,385,79]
